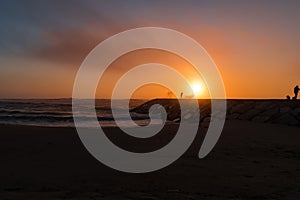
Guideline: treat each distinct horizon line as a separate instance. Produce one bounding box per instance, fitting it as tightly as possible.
[0,97,292,101]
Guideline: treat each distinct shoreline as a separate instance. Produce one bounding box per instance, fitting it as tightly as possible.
[1,99,299,128]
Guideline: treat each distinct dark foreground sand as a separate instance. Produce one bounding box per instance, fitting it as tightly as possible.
[0,121,300,199]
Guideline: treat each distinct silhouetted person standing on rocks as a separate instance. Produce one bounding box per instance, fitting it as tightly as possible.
[293,85,299,100]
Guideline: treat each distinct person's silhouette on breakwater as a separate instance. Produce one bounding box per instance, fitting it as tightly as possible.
[293,85,299,100]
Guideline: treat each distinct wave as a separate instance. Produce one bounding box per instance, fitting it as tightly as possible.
[0,109,71,116]
[0,99,149,127]
[0,114,150,122]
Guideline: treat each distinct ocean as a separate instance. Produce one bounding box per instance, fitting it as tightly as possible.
[0,99,159,127]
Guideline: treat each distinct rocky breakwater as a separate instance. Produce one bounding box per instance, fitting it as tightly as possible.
[131,99,300,127]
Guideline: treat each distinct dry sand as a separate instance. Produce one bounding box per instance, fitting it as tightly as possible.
[0,120,300,199]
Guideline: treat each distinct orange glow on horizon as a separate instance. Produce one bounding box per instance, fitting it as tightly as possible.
[95,48,209,99]
[1,24,299,99]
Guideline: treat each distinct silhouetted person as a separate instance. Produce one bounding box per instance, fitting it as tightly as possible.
[180,92,183,99]
[287,95,291,100]
[293,85,299,100]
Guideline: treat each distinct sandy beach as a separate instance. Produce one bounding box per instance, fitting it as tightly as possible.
[0,120,299,199]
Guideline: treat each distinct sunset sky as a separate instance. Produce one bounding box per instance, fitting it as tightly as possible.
[0,0,300,99]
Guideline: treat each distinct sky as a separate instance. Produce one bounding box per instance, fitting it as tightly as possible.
[0,0,300,99]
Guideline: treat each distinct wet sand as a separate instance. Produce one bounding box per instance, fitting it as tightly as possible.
[0,120,300,199]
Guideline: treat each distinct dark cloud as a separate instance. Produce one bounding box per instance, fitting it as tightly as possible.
[2,0,300,69]
[0,0,131,66]
[28,18,126,67]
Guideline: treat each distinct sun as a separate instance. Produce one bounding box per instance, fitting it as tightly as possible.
[191,82,203,97]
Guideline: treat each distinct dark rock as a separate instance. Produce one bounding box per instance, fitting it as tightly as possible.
[173,118,180,123]
[227,113,240,120]
[132,99,300,127]
[279,106,292,114]
[254,101,275,111]
[239,109,261,120]
[230,103,253,114]
[293,108,300,116]
[252,116,270,123]
[183,112,193,120]
[272,113,299,126]
[260,108,278,117]
[201,117,210,128]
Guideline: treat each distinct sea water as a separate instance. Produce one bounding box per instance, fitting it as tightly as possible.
[0,99,161,127]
